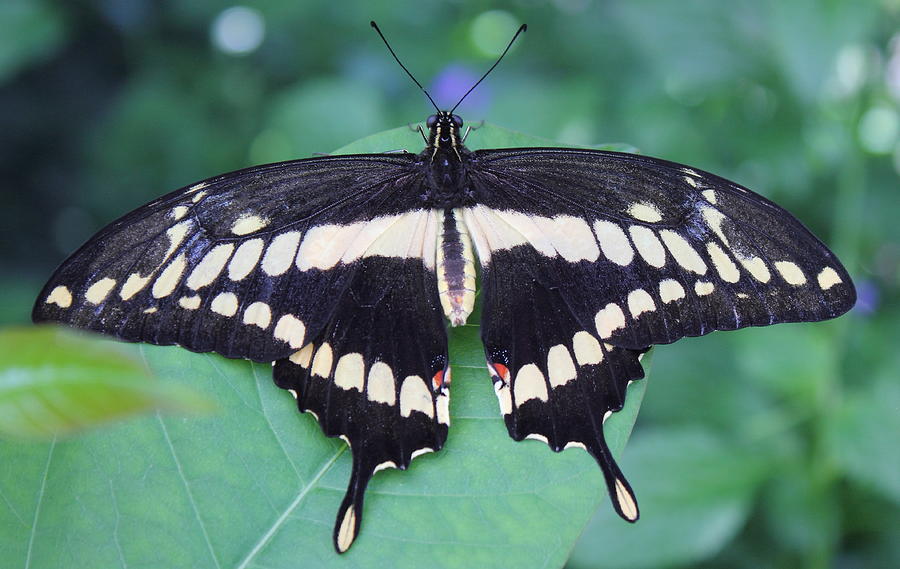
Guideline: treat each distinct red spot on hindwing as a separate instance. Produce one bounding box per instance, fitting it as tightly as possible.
[489,362,510,382]
[432,369,444,390]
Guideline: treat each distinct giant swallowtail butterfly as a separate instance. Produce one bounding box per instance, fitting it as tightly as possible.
[33,23,855,552]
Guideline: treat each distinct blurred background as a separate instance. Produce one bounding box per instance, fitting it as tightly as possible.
[1,1,898,567]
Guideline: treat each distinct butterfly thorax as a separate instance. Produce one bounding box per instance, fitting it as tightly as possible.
[420,111,474,209]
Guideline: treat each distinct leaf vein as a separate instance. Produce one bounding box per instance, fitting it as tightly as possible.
[157,413,222,569]
[24,437,55,569]
[235,446,346,569]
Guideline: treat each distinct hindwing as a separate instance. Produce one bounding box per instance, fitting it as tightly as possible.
[273,256,450,552]
[480,245,646,521]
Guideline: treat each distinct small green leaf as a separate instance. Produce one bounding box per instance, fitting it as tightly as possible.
[0,326,213,439]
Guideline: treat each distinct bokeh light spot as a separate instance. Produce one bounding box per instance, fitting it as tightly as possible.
[833,44,868,98]
[858,105,899,154]
[211,6,265,55]
[470,10,521,57]
[887,33,900,100]
[432,64,488,114]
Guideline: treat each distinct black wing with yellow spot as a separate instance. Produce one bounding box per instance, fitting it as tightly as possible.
[33,154,428,361]
[481,245,647,521]
[465,147,855,522]
[273,256,450,552]
[33,153,453,553]
[467,147,855,350]
[33,133,856,553]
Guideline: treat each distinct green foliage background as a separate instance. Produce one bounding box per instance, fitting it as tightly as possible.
[1,1,898,568]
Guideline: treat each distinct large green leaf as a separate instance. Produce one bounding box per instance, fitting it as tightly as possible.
[0,125,647,568]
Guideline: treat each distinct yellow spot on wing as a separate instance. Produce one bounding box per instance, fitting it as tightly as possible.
[242,301,271,328]
[230,213,270,236]
[84,277,117,305]
[187,244,234,290]
[659,279,685,303]
[333,353,365,391]
[615,478,639,521]
[336,505,357,553]
[694,281,715,296]
[152,254,188,299]
[660,231,707,274]
[209,291,238,316]
[572,331,603,365]
[629,226,666,268]
[178,295,201,310]
[262,232,302,276]
[366,362,396,405]
[627,288,656,317]
[273,314,306,348]
[228,238,264,281]
[547,345,576,387]
[626,202,663,223]
[513,364,549,403]
[311,343,334,378]
[775,261,807,285]
[399,375,434,418]
[595,303,626,339]
[120,273,151,300]
[594,220,634,266]
[706,242,740,283]
[290,344,315,368]
[45,285,72,308]
[817,267,842,290]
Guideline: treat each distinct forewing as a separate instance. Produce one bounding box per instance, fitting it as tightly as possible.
[272,257,450,553]
[467,148,856,350]
[33,154,435,362]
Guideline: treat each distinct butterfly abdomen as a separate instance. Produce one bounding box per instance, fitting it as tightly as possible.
[436,208,476,326]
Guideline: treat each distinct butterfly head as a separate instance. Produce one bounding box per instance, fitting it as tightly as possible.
[426,111,464,151]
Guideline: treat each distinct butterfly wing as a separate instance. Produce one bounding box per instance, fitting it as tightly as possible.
[273,255,450,552]
[33,154,430,361]
[467,148,855,348]
[33,153,451,552]
[480,249,647,521]
[466,147,855,519]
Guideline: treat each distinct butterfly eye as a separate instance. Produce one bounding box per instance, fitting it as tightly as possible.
[426,115,438,128]
[452,114,463,127]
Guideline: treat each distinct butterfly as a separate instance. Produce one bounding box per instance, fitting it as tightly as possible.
[32,22,855,553]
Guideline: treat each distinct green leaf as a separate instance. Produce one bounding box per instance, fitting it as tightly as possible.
[0,326,213,439]
[568,428,768,569]
[1,126,647,567]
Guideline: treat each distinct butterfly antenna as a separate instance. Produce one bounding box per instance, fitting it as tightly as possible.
[450,23,527,114]
[371,21,440,113]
